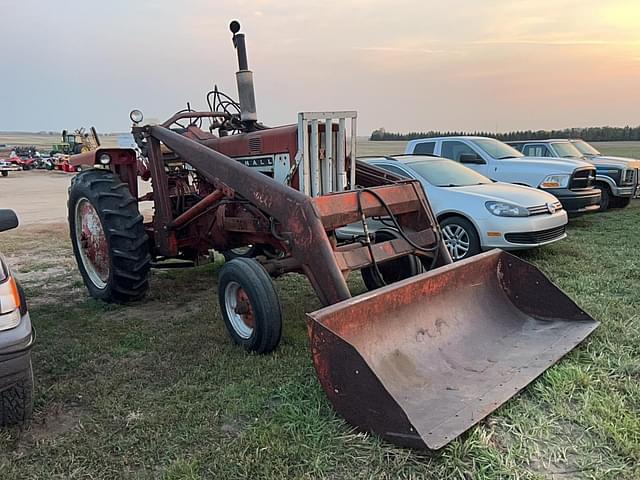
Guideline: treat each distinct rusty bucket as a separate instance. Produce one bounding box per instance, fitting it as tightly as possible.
[306,249,598,450]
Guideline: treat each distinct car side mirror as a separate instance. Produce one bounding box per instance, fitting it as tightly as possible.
[0,209,18,232]
[459,153,485,164]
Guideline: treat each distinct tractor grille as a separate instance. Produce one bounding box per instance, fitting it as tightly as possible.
[527,201,563,216]
[569,168,596,190]
[248,137,262,154]
[505,225,566,245]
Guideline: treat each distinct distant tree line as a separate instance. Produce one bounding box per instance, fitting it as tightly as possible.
[369,126,640,142]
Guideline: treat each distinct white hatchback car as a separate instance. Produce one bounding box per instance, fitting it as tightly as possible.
[363,155,568,261]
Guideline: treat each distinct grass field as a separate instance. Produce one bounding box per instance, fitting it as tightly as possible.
[0,143,639,479]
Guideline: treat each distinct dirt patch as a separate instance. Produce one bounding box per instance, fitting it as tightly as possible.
[27,408,80,443]
[0,170,152,228]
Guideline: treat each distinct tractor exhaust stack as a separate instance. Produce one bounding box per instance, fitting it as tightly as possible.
[230,20,258,124]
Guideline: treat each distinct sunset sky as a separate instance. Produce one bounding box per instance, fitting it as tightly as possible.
[2,0,639,134]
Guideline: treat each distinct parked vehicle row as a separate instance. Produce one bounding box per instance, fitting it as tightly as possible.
[405,136,601,215]
[340,155,568,261]
[0,153,80,177]
[507,139,640,209]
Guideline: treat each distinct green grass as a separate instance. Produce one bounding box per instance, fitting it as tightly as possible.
[590,142,640,159]
[0,147,639,478]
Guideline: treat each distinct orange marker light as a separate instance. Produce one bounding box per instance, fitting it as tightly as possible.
[487,232,502,237]
[8,277,21,310]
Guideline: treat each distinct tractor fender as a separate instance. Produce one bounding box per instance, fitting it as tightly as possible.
[69,147,137,170]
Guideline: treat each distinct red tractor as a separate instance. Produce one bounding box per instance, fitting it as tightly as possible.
[67,21,598,450]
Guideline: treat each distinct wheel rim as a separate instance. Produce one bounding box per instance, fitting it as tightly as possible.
[74,197,110,289]
[442,224,470,261]
[224,281,255,339]
[230,246,253,256]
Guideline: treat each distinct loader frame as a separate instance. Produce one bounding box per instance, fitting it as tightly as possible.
[111,121,450,306]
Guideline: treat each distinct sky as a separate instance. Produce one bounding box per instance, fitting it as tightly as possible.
[1,0,639,135]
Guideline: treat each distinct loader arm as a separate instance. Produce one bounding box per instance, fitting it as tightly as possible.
[147,125,444,305]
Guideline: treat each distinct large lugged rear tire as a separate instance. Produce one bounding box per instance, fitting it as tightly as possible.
[360,230,423,291]
[68,169,151,303]
[218,258,282,354]
[0,359,33,427]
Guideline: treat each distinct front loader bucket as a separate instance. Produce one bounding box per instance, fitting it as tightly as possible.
[307,249,598,450]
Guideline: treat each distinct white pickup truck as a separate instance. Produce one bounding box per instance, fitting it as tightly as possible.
[405,136,601,214]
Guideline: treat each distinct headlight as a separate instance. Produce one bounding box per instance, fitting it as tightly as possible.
[485,201,529,217]
[0,276,21,331]
[540,174,570,189]
[98,153,111,165]
[130,109,144,124]
[0,309,20,331]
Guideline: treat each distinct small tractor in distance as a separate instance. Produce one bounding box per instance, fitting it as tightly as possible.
[67,21,598,450]
[50,127,101,157]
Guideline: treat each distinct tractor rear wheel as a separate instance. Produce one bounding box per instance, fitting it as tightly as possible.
[360,230,422,291]
[222,245,261,261]
[68,169,151,303]
[218,258,282,354]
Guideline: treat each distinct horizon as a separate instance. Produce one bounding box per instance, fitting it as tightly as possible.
[2,0,639,135]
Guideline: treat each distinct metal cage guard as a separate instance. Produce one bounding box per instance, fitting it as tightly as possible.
[296,111,357,197]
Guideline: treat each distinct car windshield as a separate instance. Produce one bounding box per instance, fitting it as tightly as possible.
[472,138,524,159]
[551,142,583,158]
[571,140,600,156]
[405,159,492,187]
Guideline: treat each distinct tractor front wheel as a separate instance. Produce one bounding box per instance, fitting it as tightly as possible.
[218,258,282,354]
[68,169,151,303]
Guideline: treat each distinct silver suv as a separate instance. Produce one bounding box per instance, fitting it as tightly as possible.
[0,209,34,426]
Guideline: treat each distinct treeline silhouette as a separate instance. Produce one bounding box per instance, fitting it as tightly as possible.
[369,126,640,142]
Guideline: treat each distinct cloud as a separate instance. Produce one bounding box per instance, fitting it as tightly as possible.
[353,46,444,54]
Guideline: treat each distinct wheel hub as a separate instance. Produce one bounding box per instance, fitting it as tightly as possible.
[224,281,255,338]
[75,198,110,289]
[442,224,470,261]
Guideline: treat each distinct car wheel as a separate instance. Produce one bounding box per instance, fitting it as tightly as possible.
[595,184,610,210]
[610,196,631,209]
[0,358,34,427]
[440,216,481,261]
[1,171,7,177]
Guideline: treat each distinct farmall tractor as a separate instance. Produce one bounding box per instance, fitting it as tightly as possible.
[67,22,598,450]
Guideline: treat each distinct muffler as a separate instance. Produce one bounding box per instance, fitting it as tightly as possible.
[307,249,598,449]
